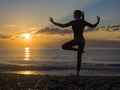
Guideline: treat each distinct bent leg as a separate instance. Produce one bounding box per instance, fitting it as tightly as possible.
[62,40,78,51]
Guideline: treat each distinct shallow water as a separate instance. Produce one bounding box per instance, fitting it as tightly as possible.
[0,48,120,75]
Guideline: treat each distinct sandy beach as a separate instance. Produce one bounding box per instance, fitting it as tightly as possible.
[0,73,120,90]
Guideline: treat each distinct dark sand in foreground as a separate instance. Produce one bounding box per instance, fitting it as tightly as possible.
[0,73,120,90]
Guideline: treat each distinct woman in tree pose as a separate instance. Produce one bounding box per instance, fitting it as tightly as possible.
[49,10,100,75]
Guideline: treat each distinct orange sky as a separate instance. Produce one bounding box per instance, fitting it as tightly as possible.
[0,28,120,48]
[0,0,120,48]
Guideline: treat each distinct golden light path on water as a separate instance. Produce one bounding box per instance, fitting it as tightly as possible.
[17,47,44,75]
[16,71,38,75]
[16,47,36,75]
[24,47,31,61]
[13,47,74,75]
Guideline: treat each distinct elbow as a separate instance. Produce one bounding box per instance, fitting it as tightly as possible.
[90,25,96,28]
[59,25,66,28]
[92,23,99,28]
[92,25,97,28]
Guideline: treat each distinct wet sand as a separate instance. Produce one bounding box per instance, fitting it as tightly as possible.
[0,73,120,90]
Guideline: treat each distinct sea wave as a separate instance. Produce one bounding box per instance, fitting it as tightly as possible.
[0,63,120,72]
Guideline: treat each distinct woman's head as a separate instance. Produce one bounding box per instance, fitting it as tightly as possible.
[74,10,82,19]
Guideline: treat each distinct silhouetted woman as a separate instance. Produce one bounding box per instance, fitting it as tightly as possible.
[49,10,100,75]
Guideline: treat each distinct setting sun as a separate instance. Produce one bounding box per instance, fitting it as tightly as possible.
[23,34,31,39]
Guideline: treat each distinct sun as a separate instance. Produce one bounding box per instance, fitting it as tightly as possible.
[23,33,31,39]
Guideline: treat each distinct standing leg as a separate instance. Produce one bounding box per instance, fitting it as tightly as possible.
[77,51,82,76]
[62,39,85,76]
[76,41,85,76]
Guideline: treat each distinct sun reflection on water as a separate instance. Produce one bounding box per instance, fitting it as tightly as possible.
[25,47,31,61]
[17,71,33,75]
[16,71,40,75]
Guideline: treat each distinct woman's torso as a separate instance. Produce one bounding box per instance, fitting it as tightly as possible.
[71,20,85,39]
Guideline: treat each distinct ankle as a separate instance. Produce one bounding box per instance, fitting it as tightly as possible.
[76,71,79,76]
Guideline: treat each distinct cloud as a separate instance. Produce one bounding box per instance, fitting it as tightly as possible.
[115,36,120,39]
[0,35,11,39]
[4,24,16,28]
[85,24,120,32]
[84,27,97,32]
[106,24,120,31]
[28,27,37,30]
[36,27,72,35]
[35,24,120,35]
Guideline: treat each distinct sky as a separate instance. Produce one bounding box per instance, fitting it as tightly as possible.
[0,0,120,48]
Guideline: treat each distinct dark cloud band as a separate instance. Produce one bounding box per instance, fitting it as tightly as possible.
[0,35,11,39]
[36,24,120,35]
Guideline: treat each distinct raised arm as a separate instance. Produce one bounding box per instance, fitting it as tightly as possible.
[85,16,100,28]
[49,17,71,28]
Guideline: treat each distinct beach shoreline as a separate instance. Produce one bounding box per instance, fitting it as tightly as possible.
[0,73,120,90]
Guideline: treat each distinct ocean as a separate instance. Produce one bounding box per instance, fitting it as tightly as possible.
[0,48,120,76]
